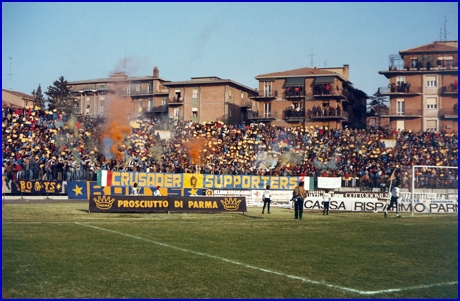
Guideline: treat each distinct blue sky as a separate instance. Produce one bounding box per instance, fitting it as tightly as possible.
[2,2,458,98]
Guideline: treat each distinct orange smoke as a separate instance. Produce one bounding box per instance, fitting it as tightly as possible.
[100,88,132,161]
[184,137,207,165]
[103,121,131,160]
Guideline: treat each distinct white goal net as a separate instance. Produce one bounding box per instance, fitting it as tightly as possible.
[402,165,458,215]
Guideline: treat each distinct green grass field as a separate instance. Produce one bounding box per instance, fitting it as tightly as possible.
[2,203,458,299]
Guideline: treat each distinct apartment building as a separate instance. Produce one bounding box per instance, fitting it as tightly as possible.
[67,68,258,124]
[2,89,34,108]
[162,77,257,124]
[377,41,458,132]
[249,65,368,129]
[67,66,170,118]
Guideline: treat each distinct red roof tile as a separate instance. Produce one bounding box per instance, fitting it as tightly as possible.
[2,89,34,99]
[256,67,336,78]
[400,42,457,54]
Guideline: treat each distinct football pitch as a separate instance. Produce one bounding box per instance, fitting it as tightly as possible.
[2,203,458,299]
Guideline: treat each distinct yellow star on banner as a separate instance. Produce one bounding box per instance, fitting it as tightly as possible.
[73,185,83,196]
[190,188,198,196]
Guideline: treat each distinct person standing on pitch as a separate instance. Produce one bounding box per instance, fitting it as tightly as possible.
[130,182,139,195]
[292,181,307,219]
[385,182,401,218]
[262,184,272,214]
[322,189,332,215]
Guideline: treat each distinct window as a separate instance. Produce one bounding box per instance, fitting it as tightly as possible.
[148,99,152,111]
[162,98,167,106]
[228,89,232,97]
[192,88,198,99]
[147,84,152,94]
[127,85,131,95]
[136,84,141,91]
[437,56,454,68]
[426,75,437,87]
[138,100,143,113]
[174,107,180,118]
[100,97,105,114]
[396,76,405,84]
[396,99,405,115]
[228,105,232,118]
[263,82,272,97]
[426,97,437,109]
[192,107,198,117]
[264,102,271,117]
[99,84,106,89]
[241,92,244,99]
[426,120,437,131]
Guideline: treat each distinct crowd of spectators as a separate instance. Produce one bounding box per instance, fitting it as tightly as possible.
[2,104,458,191]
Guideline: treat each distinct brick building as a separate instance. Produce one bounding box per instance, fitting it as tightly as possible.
[162,76,257,124]
[377,41,458,132]
[248,65,368,129]
[67,66,170,118]
[67,68,258,124]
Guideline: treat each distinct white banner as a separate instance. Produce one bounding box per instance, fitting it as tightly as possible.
[302,197,458,213]
[317,177,342,189]
[204,189,458,213]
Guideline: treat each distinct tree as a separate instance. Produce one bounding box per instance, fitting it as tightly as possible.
[31,84,46,108]
[45,76,72,114]
[367,91,389,129]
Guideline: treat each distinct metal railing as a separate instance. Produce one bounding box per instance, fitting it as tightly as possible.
[439,109,458,117]
[383,109,423,116]
[378,86,422,94]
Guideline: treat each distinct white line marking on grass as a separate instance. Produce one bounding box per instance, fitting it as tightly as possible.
[74,222,457,295]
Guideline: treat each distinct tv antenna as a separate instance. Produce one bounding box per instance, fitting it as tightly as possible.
[309,49,315,68]
[8,57,13,76]
[439,16,449,42]
[7,57,13,89]
[324,60,328,68]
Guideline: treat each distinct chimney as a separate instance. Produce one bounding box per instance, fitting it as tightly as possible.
[313,67,317,73]
[153,66,159,78]
[343,64,349,80]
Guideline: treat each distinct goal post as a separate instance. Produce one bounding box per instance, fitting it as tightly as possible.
[410,165,458,216]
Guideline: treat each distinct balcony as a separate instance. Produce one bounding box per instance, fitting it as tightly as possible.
[313,85,347,99]
[284,89,306,99]
[151,105,168,113]
[283,109,305,122]
[155,89,169,95]
[247,111,277,122]
[377,85,422,95]
[439,109,458,119]
[251,90,278,101]
[308,110,348,122]
[240,100,252,108]
[168,97,184,106]
[121,90,154,97]
[381,109,423,118]
[441,83,458,95]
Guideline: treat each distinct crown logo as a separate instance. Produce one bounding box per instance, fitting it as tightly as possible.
[93,195,115,210]
[220,197,241,211]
